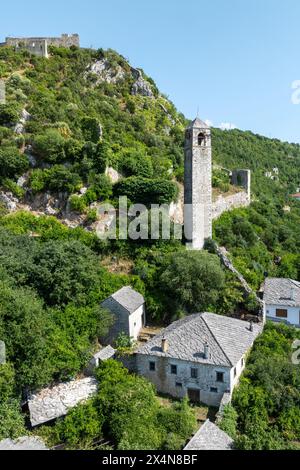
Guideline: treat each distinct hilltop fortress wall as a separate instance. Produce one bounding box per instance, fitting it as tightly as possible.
[2,34,79,57]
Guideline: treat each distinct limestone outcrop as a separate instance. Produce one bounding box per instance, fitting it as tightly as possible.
[87,58,126,84]
[131,69,154,97]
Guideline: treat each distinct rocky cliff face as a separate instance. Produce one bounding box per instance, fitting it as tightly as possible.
[86,58,154,97]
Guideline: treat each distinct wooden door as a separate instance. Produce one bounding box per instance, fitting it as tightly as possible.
[187,388,200,403]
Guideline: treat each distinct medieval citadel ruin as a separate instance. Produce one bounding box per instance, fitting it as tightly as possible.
[0,34,79,58]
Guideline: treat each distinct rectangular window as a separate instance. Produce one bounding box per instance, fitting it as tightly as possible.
[241,358,244,367]
[149,361,156,371]
[176,382,182,388]
[191,368,198,379]
[210,387,218,393]
[234,367,237,377]
[276,309,288,318]
[170,364,177,375]
[216,371,224,383]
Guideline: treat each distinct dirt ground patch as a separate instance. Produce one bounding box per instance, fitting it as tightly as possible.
[157,394,217,424]
[101,256,134,274]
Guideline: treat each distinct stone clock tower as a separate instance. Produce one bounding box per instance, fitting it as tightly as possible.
[184,117,212,249]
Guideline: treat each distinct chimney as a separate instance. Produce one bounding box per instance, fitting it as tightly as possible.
[204,342,209,359]
[161,337,168,353]
[249,320,254,332]
[290,287,295,301]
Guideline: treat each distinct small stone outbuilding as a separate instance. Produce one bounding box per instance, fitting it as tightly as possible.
[184,419,233,450]
[101,286,145,342]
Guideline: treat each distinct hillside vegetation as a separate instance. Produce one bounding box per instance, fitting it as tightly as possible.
[1,44,300,449]
[220,322,300,450]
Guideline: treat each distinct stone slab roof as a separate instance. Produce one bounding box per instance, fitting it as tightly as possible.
[263,277,300,307]
[187,117,210,129]
[137,312,262,367]
[0,436,48,450]
[28,377,98,427]
[93,345,115,361]
[184,419,233,451]
[106,286,144,314]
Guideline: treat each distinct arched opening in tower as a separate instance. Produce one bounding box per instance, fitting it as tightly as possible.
[198,133,206,146]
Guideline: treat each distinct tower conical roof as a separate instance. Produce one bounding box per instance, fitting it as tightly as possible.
[187,117,210,129]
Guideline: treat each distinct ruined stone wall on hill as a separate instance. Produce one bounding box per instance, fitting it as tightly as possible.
[212,191,250,220]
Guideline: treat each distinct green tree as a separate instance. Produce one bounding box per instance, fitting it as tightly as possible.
[54,400,104,449]
[159,250,225,317]
[219,404,238,439]
[27,240,101,306]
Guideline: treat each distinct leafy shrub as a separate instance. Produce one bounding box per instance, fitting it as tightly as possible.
[118,150,153,178]
[81,116,102,143]
[0,400,26,440]
[219,404,238,439]
[2,178,25,198]
[33,130,67,163]
[52,400,104,449]
[46,165,82,193]
[86,208,98,223]
[86,174,112,202]
[29,168,47,193]
[0,147,29,179]
[69,194,87,213]
[0,103,19,126]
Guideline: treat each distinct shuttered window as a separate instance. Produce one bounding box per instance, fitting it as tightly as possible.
[276,309,288,318]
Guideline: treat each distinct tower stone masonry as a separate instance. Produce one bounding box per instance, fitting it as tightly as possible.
[184,117,212,249]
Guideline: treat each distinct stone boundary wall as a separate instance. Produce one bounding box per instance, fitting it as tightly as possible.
[212,191,250,220]
[169,189,250,225]
[215,391,232,423]
[216,245,265,322]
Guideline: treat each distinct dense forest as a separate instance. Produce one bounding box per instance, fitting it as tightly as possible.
[0,44,300,449]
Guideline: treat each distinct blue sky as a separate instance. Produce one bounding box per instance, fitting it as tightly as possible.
[1,0,300,142]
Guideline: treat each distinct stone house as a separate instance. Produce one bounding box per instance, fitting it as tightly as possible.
[135,312,261,406]
[0,436,48,450]
[101,286,145,342]
[27,377,98,427]
[262,277,300,327]
[184,419,233,450]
